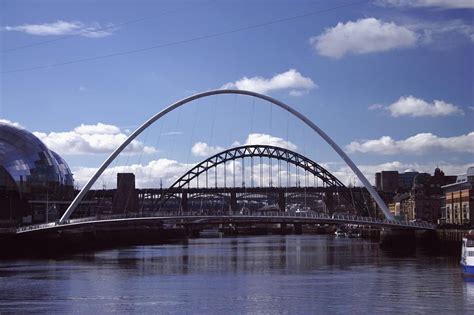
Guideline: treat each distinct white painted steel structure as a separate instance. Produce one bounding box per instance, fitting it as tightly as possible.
[59,89,394,224]
[21,211,433,234]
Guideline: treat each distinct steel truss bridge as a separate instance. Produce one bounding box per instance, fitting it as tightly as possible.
[16,89,436,235]
[73,144,373,218]
[90,186,366,214]
[82,144,370,215]
[138,186,366,213]
[156,144,368,213]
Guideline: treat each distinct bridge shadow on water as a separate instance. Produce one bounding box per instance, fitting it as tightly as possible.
[0,226,459,260]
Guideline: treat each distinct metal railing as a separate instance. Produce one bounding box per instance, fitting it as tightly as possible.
[16,210,435,233]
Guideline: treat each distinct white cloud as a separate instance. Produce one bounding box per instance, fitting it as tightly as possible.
[191,142,225,157]
[387,95,464,117]
[74,157,318,189]
[222,69,317,95]
[73,158,193,189]
[162,131,184,136]
[74,122,121,135]
[191,133,297,158]
[34,123,156,155]
[289,90,309,97]
[376,0,474,9]
[0,119,24,128]
[346,132,474,155]
[310,18,417,58]
[73,156,473,190]
[368,104,384,111]
[2,20,113,38]
[243,133,297,151]
[410,20,474,44]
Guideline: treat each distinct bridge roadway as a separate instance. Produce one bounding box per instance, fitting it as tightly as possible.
[92,186,363,198]
[16,211,435,234]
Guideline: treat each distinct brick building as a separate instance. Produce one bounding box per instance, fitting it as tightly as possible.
[442,167,474,226]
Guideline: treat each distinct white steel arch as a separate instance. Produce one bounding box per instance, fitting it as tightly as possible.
[59,89,394,223]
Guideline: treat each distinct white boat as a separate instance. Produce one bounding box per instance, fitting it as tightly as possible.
[348,230,361,238]
[334,229,346,237]
[461,230,474,277]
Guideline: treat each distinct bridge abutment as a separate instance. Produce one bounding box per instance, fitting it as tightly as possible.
[379,228,416,250]
[294,223,302,235]
[280,223,288,234]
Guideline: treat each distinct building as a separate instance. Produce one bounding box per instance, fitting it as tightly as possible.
[388,192,410,220]
[398,170,419,190]
[375,171,399,193]
[376,170,418,218]
[0,122,74,224]
[442,167,474,226]
[386,168,456,222]
[375,170,420,193]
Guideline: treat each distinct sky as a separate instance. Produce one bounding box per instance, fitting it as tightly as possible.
[0,0,473,189]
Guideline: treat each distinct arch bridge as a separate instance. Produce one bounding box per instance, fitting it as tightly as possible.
[58,89,395,225]
[16,89,439,237]
[155,144,370,215]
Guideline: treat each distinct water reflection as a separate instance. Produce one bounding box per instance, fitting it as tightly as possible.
[0,235,471,313]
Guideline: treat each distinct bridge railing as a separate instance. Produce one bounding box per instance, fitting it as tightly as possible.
[16,222,57,233]
[17,209,435,232]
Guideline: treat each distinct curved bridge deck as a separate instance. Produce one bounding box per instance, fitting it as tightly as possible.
[17,212,435,234]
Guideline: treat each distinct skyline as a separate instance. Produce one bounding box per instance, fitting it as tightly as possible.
[1,0,473,188]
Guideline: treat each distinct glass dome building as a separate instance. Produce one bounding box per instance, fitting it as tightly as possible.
[0,122,74,221]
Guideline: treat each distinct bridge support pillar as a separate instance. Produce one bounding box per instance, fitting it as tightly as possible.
[379,228,416,250]
[112,173,138,214]
[324,191,334,215]
[294,223,302,235]
[280,223,288,235]
[181,192,188,214]
[230,192,237,215]
[185,225,200,238]
[278,191,286,212]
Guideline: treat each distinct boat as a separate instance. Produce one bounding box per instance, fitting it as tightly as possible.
[348,230,361,238]
[461,230,474,277]
[334,229,346,237]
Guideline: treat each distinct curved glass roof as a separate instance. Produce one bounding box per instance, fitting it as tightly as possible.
[0,122,74,193]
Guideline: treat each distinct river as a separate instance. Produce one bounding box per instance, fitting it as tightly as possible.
[0,235,471,313]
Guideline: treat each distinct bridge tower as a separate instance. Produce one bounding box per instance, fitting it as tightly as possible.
[112,173,138,214]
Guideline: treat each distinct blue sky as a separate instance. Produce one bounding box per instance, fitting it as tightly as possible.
[1,0,473,188]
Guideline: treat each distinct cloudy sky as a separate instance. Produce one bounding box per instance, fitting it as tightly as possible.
[1,0,473,188]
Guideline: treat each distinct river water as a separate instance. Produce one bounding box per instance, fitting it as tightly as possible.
[0,235,472,314]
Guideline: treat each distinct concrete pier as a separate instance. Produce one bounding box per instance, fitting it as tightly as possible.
[379,228,416,249]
